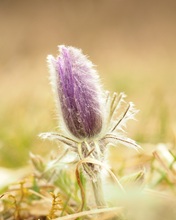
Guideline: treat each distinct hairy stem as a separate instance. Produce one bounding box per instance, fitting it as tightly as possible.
[91,174,106,207]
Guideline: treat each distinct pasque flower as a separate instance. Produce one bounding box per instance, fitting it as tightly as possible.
[47,45,103,139]
[40,45,140,207]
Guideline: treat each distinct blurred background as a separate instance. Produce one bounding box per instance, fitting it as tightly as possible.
[0,0,176,168]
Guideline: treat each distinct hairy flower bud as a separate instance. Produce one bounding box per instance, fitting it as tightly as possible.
[48,45,104,139]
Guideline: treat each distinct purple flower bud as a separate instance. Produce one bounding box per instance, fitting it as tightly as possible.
[48,45,103,139]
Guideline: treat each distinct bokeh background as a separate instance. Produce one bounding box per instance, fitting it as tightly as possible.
[0,0,176,168]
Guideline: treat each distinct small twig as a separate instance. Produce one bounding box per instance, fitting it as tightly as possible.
[111,103,131,132]
[102,134,141,151]
[153,151,176,182]
[75,166,85,211]
[28,189,52,203]
[53,206,123,220]
[0,194,4,199]
[86,147,95,157]
[111,92,125,118]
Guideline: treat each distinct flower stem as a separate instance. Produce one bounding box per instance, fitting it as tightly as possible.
[91,174,106,207]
